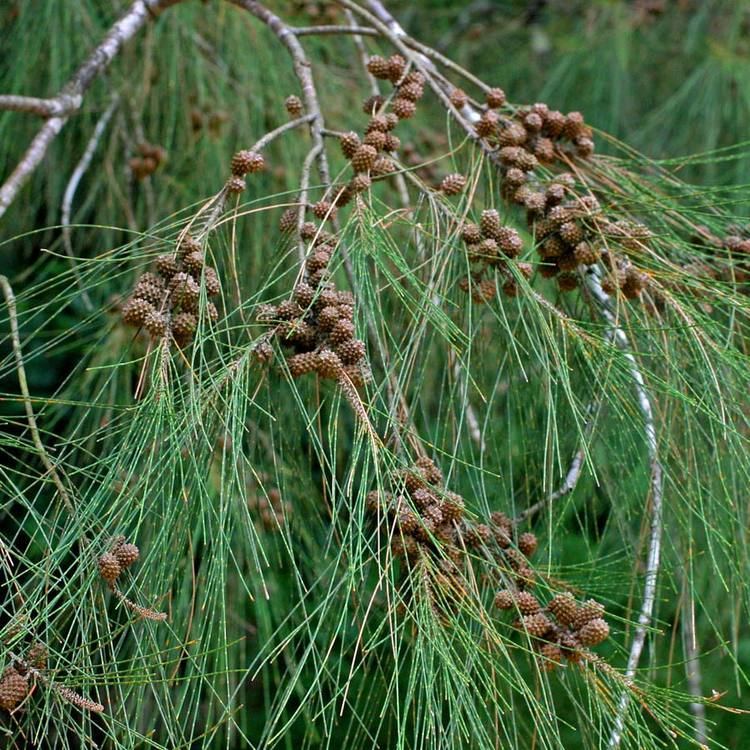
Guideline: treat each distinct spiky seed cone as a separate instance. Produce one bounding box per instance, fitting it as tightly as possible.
[563,111,586,140]
[476,110,499,137]
[517,262,534,280]
[480,209,501,239]
[560,632,583,662]
[284,95,303,117]
[415,456,442,485]
[231,150,264,176]
[255,303,278,322]
[518,532,538,557]
[398,82,424,102]
[471,278,497,304]
[330,319,355,345]
[537,643,563,671]
[450,87,468,109]
[559,221,583,246]
[574,599,606,629]
[132,282,164,306]
[226,175,246,193]
[340,132,361,159]
[337,290,355,306]
[27,642,48,670]
[170,273,200,307]
[316,349,343,379]
[316,288,339,308]
[516,565,536,588]
[523,111,543,132]
[288,351,318,378]
[578,618,610,646]
[547,593,577,626]
[362,95,385,115]
[516,590,541,615]
[371,157,395,178]
[391,98,416,120]
[557,252,578,272]
[351,144,378,172]
[409,487,434,510]
[293,282,315,308]
[366,55,390,79]
[316,305,340,332]
[496,227,523,257]
[206,302,219,323]
[382,133,401,152]
[172,312,197,340]
[276,300,302,320]
[534,137,556,163]
[403,71,426,87]
[462,224,482,245]
[312,200,337,221]
[498,123,528,147]
[177,235,201,258]
[440,492,464,522]
[115,542,140,569]
[350,173,373,192]
[539,263,559,279]
[520,613,551,638]
[440,173,466,196]
[485,87,506,108]
[504,167,527,187]
[252,340,274,364]
[524,192,546,213]
[122,297,155,327]
[542,110,566,138]
[183,250,205,275]
[203,267,221,297]
[144,311,169,338]
[364,130,386,150]
[494,589,515,610]
[557,272,578,292]
[155,254,179,279]
[336,338,366,365]
[387,53,406,82]
[98,552,121,583]
[574,242,600,266]
[476,237,498,262]
[299,221,318,241]
[0,668,29,711]
[547,205,571,226]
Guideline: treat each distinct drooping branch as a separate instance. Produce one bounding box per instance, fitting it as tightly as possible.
[0,0,180,220]
[584,268,664,749]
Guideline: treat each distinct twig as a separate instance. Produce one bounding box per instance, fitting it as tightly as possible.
[0,276,76,517]
[291,24,377,36]
[682,581,708,746]
[0,0,178,220]
[583,268,664,749]
[61,97,119,311]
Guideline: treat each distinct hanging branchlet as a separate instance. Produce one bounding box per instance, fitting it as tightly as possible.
[96,538,166,622]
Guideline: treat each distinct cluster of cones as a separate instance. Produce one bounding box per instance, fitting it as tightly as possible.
[121,234,220,346]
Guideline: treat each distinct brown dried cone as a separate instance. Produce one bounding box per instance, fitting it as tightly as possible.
[485,87,506,108]
[574,242,600,266]
[573,598,606,628]
[155,254,179,279]
[363,130,386,150]
[340,131,361,159]
[371,157,396,178]
[183,251,205,276]
[316,349,344,379]
[132,281,164,305]
[476,110,499,137]
[362,95,385,115]
[387,54,406,83]
[441,492,464,521]
[0,668,29,711]
[203,267,221,296]
[399,82,424,102]
[577,618,610,646]
[391,98,416,120]
[97,552,121,584]
[366,55,390,79]
[231,150,265,176]
[177,234,201,258]
[440,173,467,196]
[480,209,502,239]
[312,200,337,221]
[226,175,246,193]
[519,613,551,638]
[122,298,154,327]
[350,173,372,193]
[517,532,538,557]
[515,590,541,615]
[494,589,515,610]
[284,95,303,117]
[114,542,140,569]
[547,592,577,627]
[279,207,298,233]
[144,310,169,338]
[450,87,468,109]
[351,144,378,172]
[496,227,523,257]
[288,351,319,378]
[537,642,563,672]
[557,273,578,292]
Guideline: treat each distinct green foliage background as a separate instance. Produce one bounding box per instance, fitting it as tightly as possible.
[1,1,749,748]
